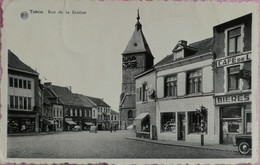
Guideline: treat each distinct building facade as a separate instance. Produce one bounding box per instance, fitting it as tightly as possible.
[213,14,252,144]
[110,110,119,130]
[85,96,111,130]
[135,69,156,139]
[154,39,218,144]
[8,50,40,133]
[119,10,154,130]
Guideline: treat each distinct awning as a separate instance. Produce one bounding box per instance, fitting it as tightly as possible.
[65,120,77,125]
[135,113,149,120]
[85,122,94,126]
[43,118,57,125]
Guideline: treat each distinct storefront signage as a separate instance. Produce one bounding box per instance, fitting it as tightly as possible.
[215,93,251,105]
[215,52,251,68]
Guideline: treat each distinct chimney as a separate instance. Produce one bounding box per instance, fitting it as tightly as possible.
[178,40,187,46]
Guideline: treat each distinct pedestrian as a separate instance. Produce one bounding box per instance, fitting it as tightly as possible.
[110,125,112,133]
[21,124,26,133]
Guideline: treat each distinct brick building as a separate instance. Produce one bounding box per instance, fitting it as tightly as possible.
[119,10,154,130]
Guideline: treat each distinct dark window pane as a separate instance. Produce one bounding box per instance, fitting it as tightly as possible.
[228,27,241,38]
[10,96,14,108]
[19,79,23,88]
[15,96,18,109]
[19,97,23,109]
[28,98,31,110]
[28,81,31,89]
[23,80,27,89]
[9,77,13,87]
[14,78,18,88]
[24,97,27,109]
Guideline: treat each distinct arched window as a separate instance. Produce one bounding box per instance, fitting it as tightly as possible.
[128,110,133,119]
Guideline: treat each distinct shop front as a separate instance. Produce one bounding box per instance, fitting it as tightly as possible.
[215,92,251,144]
[64,118,77,131]
[8,114,36,133]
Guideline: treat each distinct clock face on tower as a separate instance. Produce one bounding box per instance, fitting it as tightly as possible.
[122,56,137,68]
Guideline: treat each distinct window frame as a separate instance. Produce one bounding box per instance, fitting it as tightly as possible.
[187,69,202,95]
[165,75,177,97]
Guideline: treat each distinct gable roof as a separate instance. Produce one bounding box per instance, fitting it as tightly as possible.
[122,20,154,59]
[110,109,119,115]
[85,96,110,107]
[155,37,213,67]
[51,85,83,106]
[119,94,136,109]
[8,50,38,75]
[43,87,58,105]
[73,94,94,108]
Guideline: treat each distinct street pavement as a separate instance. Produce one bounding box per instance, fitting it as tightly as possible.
[7,130,251,158]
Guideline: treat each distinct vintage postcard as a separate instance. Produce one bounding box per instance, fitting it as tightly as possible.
[0,0,259,164]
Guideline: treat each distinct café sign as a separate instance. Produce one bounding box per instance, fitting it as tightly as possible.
[215,52,251,68]
[215,93,251,105]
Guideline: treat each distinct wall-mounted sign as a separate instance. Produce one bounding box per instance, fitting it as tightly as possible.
[215,93,251,105]
[123,56,137,68]
[215,52,251,68]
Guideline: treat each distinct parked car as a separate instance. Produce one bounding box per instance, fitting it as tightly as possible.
[72,125,81,132]
[235,134,252,155]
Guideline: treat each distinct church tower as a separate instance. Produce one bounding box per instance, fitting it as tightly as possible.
[119,10,154,129]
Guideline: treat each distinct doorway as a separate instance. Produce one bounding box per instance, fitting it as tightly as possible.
[178,112,186,140]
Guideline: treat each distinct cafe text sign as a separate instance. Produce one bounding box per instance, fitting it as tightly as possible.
[215,93,251,105]
[215,52,251,68]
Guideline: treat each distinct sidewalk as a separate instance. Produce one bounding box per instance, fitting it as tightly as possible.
[8,131,63,137]
[126,137,237,152]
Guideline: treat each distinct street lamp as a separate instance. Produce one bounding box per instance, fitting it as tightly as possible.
[196,105,208,146]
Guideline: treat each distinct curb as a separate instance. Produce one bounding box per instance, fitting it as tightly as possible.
[125,137,237,152]
[8,131,63,137]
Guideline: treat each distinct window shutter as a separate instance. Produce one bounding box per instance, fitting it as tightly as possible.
[140,86,143,101]
[136,88,139,102]
[157,77,164,98]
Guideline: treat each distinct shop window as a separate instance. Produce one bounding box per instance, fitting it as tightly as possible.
[228,66,240,91]
[23,80,27,89]
[142,115,150,132]
[228,27,241,56]
[28,81,31,89]
[222,106,241,118]
[28,98,31,110]
[10,96,14,108]
[14,78,18,88]
[245,112,251,133]
[19,79,23,88]
[187,69,202,94]
[142,83,148,101]
[188,111,207,134]
[9,77,13,87]
[161,113,176,133]
[128,110,133,119]
[165,76,177,97]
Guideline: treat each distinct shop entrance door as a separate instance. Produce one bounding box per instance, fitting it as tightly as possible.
[178,112,185,140]
[221,120,241,144]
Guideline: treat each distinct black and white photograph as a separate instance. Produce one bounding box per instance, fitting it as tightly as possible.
[0,0,259,164]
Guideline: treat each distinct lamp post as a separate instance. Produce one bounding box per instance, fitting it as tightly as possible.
[196,105,207,146]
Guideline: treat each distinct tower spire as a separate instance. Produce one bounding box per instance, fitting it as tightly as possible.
[137,9,140,21]
[135,9,142,31]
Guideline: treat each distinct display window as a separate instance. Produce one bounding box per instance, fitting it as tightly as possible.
[188,111,208,134]
[161,112,176,133]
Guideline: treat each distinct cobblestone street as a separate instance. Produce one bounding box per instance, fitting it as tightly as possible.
[8,130,251,158]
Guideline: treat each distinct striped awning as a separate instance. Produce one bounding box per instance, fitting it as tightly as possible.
[135,113,149,120]
[85,122,94,126]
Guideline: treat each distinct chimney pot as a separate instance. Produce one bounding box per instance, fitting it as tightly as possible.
[178,40,187,45]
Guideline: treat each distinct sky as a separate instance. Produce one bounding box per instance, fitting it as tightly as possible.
[2,0,257,111]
